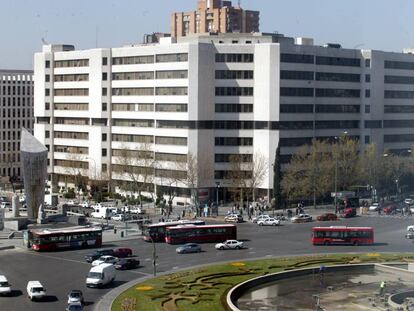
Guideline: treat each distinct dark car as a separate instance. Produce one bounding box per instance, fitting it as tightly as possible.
[114,258,140,270]
[113,248,132,258]
[66,302,83,311]
[176,243,202,254]
[316,213,338,221]
[84,249,115,263]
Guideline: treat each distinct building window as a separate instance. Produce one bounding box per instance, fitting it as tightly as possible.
[316,56,360,67]
[156,70,188,79]
[102,88,107,96]
[102,102,107,111]
[280,104,313,113]
[112,72,154,80]
[156,87,188,96]
[102,73,108,81]
[155,104,188,112]
[365,89,371,98]
[112,55,154,65]
[384,105,414,113]
[315,104,360,113]
[45,60,50,68]
[102,57,108,66]
[280,53,314,64]
[54,89,89,96]
[45,89,50,96]
[365,74,371,83]
[365,105,371,113]
[384,90,414,99]
[365,59,371,67]
[315,88,360,98]
[280,87,314,97]
[102,164,107,172]
[365,136,370,144]
[215,53,254,63]
[45,131,50,138]
[54,74,88,82]
[281,71,314,81]
[45,102,50,110]
[385,60,414,70]
[54,59,89,68]
[384,75,414,84]
[215,104,253,113]
[215,70,254,80]
[45,75,50,82]
[102,149,107,157]
[102,133,107,141]
[315,72,360,82]
[215,137,253,146]
[112,88,154,96]
[215,87,253,96]
[156,53,188,63]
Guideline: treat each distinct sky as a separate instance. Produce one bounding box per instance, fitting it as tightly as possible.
[1,0,414,69]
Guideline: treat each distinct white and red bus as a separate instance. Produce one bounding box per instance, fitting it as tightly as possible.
[143,220,205,242]
[165,224,237,244]
[311,226,374,246]
[25,226,102,251]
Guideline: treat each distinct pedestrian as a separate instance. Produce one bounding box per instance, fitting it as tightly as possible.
[379,281,386,296]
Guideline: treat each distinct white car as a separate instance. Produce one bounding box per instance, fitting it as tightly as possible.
[0,275,11,296]
[252,214,271,223]
[215,240,244,250]
[369,203,379,211]
[111,214,124,221]
[257,218,280,226]
[291,214,312,223]
[91,255,118,266]
[405,198,414,205]
[26,281,46,301]
[407,225,414,232]
[224,214,243,223]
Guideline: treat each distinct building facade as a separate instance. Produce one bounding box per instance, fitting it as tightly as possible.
[171,0,259,38]
[0,69,34,182]
[34,33,414,203]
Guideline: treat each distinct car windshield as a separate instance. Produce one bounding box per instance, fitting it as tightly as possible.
[70,292,81,298]
[32,287,44,293]
[0,281,9,287]
[68,305,83,311]
[88,272,102,278]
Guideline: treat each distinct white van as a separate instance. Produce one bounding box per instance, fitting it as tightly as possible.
[0,275,11,296]
[26,281,46,300]
[86,263,116,288]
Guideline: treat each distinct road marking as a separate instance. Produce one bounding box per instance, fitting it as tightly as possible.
[125,270,151,276]
[22,251,90,265]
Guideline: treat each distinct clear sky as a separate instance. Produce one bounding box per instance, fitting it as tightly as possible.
[1,0,414,69]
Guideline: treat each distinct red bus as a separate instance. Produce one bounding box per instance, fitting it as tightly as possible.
[312,226,374,246]
[143,220,205,242]
[25,227,102,251]
[165,224,237,244]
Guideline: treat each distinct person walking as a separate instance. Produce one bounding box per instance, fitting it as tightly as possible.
[379,281,386,296]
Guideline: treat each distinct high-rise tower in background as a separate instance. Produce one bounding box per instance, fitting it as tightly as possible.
[171,0,260,38]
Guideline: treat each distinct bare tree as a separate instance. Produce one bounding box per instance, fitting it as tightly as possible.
[333,136,360,191]
[226,154,249,206]
[282,139,332,207]
[114,143,155,206]
[64,153,89,194]
[246,152,268,203]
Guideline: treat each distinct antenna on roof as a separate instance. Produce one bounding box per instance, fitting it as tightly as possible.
[238,0,241,7]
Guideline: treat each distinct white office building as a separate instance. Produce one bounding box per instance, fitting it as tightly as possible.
[0,69,34,182]
[34,33,414,203]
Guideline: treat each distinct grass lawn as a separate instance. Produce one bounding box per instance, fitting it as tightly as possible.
[112,253,414,311]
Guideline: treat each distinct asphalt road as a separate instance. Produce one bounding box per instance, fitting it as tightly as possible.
[1,214,414,311]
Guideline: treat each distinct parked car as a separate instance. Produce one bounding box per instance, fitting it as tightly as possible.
[291,214,312,223]
[252,214,271,223]
[368,203,380,211]
[91,255,118,267]
[114,258,140,270]
[26,281,46,301]
[224,214,243,223]
[66,302,83,311]
[0,275,11,296]
[176,243,202,254]
[67,290,84,304]
[84,249,115,263]
[406,231,414,239]
[257,218,280,226]
[316,213,338,221]
[407,225,414,232]
[215,240,244,250]
[113,248,132,258]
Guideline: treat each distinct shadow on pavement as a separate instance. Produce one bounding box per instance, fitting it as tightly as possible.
[7,289,23,297]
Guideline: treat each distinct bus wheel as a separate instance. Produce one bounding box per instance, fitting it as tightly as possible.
[324,241,330,246]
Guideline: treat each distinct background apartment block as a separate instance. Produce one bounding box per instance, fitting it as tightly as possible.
[0,69,34,182]
[34,33,414,203]
[171,0,259,38]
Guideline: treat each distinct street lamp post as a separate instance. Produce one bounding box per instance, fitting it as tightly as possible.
[215,182,220,216]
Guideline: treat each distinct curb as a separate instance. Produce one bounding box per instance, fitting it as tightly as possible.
[0,245,15,251]
[94,251,395,311]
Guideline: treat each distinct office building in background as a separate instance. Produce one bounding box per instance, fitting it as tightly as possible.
[0,69,34,182]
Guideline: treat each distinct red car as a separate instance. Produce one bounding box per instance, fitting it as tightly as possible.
[342,208,357,218]
[316,213,338,221]
[383,204,398,215]
[113,247,133,258]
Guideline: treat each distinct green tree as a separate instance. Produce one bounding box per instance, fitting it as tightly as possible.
[333,136,360,191]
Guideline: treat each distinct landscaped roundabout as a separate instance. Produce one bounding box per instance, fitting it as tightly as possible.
[111,253,414,311]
